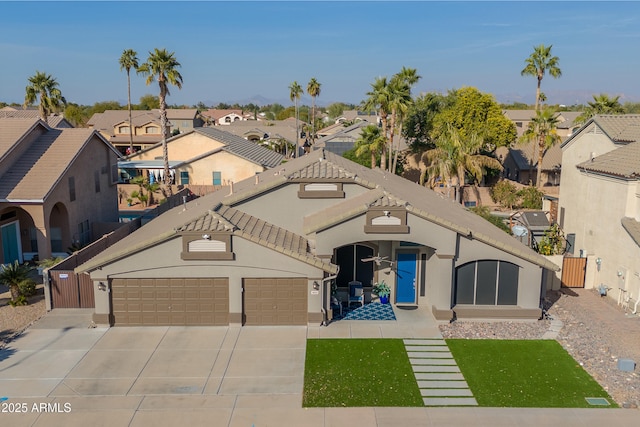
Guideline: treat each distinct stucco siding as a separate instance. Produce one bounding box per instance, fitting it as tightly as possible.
[456,236,543,309]
[91,234,324,320]
[134,133,225,161]
[235,183,369,235]
[179,151,263,186]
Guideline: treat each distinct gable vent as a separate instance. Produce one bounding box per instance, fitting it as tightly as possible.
[188,239,226,252]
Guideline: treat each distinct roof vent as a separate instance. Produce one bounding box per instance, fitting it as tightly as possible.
[591,152,596,161]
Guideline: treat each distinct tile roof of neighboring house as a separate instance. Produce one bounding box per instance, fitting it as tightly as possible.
[166,109,198,120]
[0,109,70,128]
[337,110,378,123]
[0,125,116,201]
[88,110,163,135]
[200,109,244,121]
[563,114,640,148]
[194,127,284,167]
[556,111,581,129]
[317,122,349,137]
[621,217,640,248]
[503,110,535,121]
[576,140,640,179]
[75,148,559,274]
[222,120,299,145]
[501,140,563,171]
[0,118,40,160]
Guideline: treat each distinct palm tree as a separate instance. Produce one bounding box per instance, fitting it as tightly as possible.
[363,77,391,170]
[354,125,386,168]
[137,48,183,195]
[521,44,561,111]
[119,49,140,155]
[421,124,502,201]
[306,78,321,146]
[575,93,625,124]
[289,81,303,158]
[520,107,562,188]
[389,67,421,173]
[0,261,34,303]
[24,71,66,125]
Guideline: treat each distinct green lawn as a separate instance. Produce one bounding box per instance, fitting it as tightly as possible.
[303,339,423,407]
[446,339,617,408]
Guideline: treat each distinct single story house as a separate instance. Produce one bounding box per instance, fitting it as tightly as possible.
[77,149,558,327]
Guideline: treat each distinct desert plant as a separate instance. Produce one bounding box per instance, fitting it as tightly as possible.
[0,261,35,303]
[18,280,36,297]
[8,295,29,307]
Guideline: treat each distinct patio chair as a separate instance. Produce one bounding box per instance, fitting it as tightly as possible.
[348,281,364,307]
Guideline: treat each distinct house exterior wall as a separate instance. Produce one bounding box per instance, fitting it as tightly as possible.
[558,126,640,302]
[235,183,369,236]
[133,133,225,161]
[90,235,324,325]
[44,135,119,255]
[177,151,264,186]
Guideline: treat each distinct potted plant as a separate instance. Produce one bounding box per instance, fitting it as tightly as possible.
[372,281,391,304]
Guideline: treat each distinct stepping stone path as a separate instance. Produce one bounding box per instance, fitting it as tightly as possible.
[403,338,478,407]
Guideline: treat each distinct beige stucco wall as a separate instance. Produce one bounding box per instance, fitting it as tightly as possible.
[90,234,324,322]
[455,236,545,309]
[177,151,264,186]
[559,127,640,302]
[236,183,369,236]
[132,133,225,161]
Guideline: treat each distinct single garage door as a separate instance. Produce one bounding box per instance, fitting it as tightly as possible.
[112,278,229,326]
[243,278,307,325]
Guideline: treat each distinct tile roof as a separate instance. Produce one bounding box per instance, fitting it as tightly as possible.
[622,217,640,248]
[166,109,198,119]
[507,141,563,171]
[0,110,69,127]
[87,110,162,135]
[200,109,243,120]
[576,141,640,178]
[76,148,559,274]
[564,115,640,149]
[194,127,283,167]
[0,118,40,160]
[0,127,106,201]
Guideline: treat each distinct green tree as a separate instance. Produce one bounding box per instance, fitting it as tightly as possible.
[490,179,519,210]
[137,94,160,110]
[389,67,421,173]
[307,78,321,145]
[64,103,89,127]
[520,107,562,188]
[88,101,123,116]
[137,48,183,195]
[289,81,303,158]
[363,77,391,170]
[421,124,502,201]
[354,125,386,169]
[402,92,444,152]
[327,102,349,119]
[521,44,562,112]
[469,206,511,234]
[119,49,140,154]
[575,93,625,125]
[517,185,544,209]
[0,261,34,304]
[24,71,66,125]
[434,87,516,151]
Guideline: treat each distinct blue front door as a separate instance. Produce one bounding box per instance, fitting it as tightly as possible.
[1,222,21,264]
[396,252,417,304]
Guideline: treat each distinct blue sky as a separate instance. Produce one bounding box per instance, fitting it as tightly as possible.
[2,1,640,107]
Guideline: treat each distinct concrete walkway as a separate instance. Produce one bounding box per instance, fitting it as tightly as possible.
[0,306,638,426]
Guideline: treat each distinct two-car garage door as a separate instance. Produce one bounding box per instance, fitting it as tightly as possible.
[112,278,229,326]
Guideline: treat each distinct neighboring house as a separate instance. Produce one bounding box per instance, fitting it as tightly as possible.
[558,114,640,303]
[222,118,305,157]
[0,106,73,128]
[87,109,202,155]
[77,149,558,327]
[498,110,582,187]
[0,118,121,264]
[334,110,379,125]
[166,109,203,134]
[200,109,246,126]
[119,127,284,186]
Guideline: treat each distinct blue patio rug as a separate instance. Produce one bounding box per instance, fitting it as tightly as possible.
[333,302,396,321]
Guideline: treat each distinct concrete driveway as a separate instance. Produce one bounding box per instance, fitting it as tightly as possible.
[1,309,638,426]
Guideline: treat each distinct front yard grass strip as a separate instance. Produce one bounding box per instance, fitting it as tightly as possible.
[303,338,422,407]
[446,339,617,408]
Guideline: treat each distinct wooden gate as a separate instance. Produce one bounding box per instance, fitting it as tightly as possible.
[50,270,95,308]
[561,257,587,288]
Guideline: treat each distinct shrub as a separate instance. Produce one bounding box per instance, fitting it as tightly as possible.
[18,280,37,297]
[469,206,511,234]
[8,295,28,307]
[517,186,543,209]
[490,180,519,209]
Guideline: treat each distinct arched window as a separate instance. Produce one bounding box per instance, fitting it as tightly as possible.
[455,260,519,306]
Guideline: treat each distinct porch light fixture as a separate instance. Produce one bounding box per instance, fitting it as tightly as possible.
[97,282,107,291]
[313,281,320,290]
[202,234,211,240]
